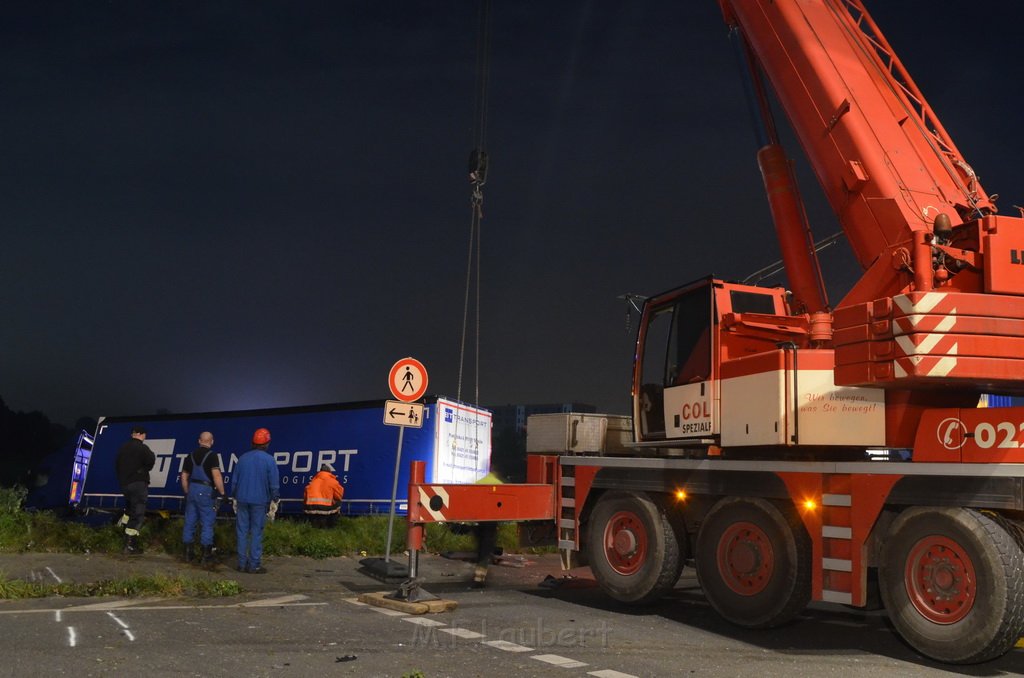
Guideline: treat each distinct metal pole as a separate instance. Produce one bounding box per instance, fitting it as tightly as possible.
[384,425,405,563]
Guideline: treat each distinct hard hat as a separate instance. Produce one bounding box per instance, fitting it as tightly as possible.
[320,462,334,473]
[252,428,271,445]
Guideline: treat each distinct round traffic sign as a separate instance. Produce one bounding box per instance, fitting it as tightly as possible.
[389,357,428,402]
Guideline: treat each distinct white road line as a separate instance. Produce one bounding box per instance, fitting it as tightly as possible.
[67,627,77,648]
[106,612,129,629]
[54,611,62,623]
[439,628,486,640]
[370,607,409,617]
[124,629,136,642]
[239,594,309,607]
[59,598,165,612]
[45,567,63,584]
[532,654,588,669]
[588,670,639,678]
[0,601,327,615]
[482,639,534,652]
[401,617,446,627]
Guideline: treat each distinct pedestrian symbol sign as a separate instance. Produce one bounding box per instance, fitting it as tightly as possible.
[383,400,424,428]
[388,357,428,403]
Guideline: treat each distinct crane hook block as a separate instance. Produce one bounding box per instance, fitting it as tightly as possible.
[468,148,488,184]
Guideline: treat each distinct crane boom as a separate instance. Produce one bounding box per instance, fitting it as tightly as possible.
[721,0,999,305]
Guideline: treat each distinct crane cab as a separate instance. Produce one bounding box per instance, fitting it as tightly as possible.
[633,277,885,452]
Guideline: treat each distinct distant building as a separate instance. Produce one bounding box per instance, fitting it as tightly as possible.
[488,402,597,434]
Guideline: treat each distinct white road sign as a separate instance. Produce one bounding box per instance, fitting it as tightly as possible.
[383,400,424,428]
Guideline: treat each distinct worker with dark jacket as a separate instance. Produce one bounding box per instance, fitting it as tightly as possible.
[472,466,504,587]
[115,425,156,555]
[181,431,226,565]
[303,463,344,527]
[232,427,280,574]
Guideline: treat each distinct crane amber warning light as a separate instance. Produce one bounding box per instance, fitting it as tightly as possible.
[388,357,428,403]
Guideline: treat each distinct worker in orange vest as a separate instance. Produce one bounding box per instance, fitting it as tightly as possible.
[303,463,344,527]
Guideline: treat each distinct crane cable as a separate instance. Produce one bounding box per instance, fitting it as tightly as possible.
[457,0,491,406]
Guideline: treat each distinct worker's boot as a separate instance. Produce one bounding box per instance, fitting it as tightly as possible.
[183,543,195,563]
[471,564,488,588]
[200,545,215,567]
[123,534,142,556]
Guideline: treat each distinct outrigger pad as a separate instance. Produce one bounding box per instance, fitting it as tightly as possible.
[360,590,457,615]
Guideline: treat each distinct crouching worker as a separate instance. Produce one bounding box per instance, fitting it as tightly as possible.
[304,463,344,527]
[181,431,226,565]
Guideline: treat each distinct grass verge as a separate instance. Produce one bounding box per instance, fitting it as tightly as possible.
[0,573,242,599]
[1,486,543,559]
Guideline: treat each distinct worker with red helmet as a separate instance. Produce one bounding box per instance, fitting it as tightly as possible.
[231,427,280,574]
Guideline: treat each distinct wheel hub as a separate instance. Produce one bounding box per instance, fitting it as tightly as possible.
[603,510,648,576]
[905,535,976,624]
[717,521,774,596]
[613,529,638,557]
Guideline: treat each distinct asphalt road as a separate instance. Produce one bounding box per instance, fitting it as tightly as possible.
[0,552,1022,677]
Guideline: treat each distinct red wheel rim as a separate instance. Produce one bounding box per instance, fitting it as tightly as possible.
[603,510,648,575]
[716,521,774,595]
[904,535,976,624]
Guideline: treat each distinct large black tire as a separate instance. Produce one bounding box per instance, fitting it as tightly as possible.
[695,497,810,629]
[879,507,1024,664]
[585,491,684,604]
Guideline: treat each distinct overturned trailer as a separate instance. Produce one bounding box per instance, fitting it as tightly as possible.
[74,397,491,516]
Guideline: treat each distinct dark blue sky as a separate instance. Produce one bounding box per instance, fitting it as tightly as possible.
[3,1,1023,425]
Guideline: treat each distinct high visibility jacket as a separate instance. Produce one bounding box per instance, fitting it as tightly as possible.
[304,471,343,514]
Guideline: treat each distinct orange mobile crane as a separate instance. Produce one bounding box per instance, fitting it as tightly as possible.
[407,1,1024,664]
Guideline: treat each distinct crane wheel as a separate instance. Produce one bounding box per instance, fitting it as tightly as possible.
[879,507,1024,664]
[585,491,683,604]
[695,496,810,629]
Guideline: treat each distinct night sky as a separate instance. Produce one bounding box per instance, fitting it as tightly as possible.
[4,2,1024,426]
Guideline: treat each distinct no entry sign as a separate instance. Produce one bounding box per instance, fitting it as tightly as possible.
[388,357,428,403]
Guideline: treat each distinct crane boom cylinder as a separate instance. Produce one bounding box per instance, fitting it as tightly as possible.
[757,144,830,314]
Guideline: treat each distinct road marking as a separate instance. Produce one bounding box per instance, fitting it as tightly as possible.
[123,629,136,642]
[401,617,446,627]
[439,628,486,639]
[54,611,62,622]
[106,612,129,629]
[342,592,640,678]
[240,594,309,607]
[0,599,326,615]
[45,567,63,584]
[67,627,77,648]
[532,654,587,668]
[370,607,409,617]
[482,639,533,652]
[59,598,165,612]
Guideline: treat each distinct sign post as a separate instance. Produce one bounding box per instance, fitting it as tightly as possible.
[382,358,428,565]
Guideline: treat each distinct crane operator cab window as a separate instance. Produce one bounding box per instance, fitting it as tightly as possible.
[637,284,713,440]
